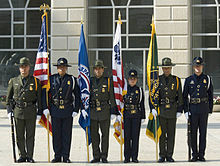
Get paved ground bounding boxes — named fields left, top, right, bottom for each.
left=0, top=109, right=220, bottom=166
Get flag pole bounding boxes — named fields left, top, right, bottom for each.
left=47, top=114, right=50, bottom=162
left=86, top=127, right=89, bottom=162
left=155, top=116, right=158, bottom=161
left=117, top=11, right=123, bottom=162
left=81, top=16, right=90, bottom=163
left=40, top=3, right=50, bottom=163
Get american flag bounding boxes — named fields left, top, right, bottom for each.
left=33, top=12, right=52, bottom=134
left=112, top=17, right=127, bottom=144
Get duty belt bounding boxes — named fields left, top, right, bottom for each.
left=52, top=99, right=72, bottom=109
left=124, top=104, right=140, bottom=114
left=15, top=101, right=35, bottom=109
left=90, top=100, right=109, bottom=111
left=160, top=98, right=176, bottom=109
left=190, top=97, right=208, bottom=104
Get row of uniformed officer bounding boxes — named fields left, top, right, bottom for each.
left=6, top=57, right=42, bottom=163
left=183, top=57, right=213, bottom=162
left=152, top=58, right=184, bottom=163
left=46, top=58, right=87, bottom=163
left=123, top=70, right=146, bottom=163
left=89, top=60, right=119, bottom=163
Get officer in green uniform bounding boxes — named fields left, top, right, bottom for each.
left=90, top=60, right=119, bottom=163
left=6, top=57, right=42, bottom=163
left=156, top=57, right=183, bottom=163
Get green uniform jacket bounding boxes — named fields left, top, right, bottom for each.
left=159, top=74, right=183, bottom=119
left=6, top=75, right=42, bottom=119
left=90, top=76, right=117, bottom=121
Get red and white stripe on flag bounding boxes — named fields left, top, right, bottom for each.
left=34, top=52, right=49, bottom=88
left=112, top=20, right=127, bottom=144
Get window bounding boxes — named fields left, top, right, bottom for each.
left=0, top=0, right=50, bottom=96
left=88, top=0, right=153, bottom=89
left=192, top=0, right=220, bottom=93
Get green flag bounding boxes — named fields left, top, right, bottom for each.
left=146, top=18, right=161, bottom=143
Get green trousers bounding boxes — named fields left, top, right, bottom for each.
left=14, top=118, right=36, bottom=158
left=90, top=119, right=110, bottom=160
left=159, top=116, right=177, bottom=158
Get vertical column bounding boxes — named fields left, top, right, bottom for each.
left=51, top=0, right=86, bottom=75
left=155, top=0, right=191, bottom=78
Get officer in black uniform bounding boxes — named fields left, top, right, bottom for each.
left=48, top=58, right=80, bottom=163
left=123, top=70, right=145, bottom=163
left=183, top=57, right=213, bottom=162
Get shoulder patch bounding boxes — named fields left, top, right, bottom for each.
left=190, top=80, right=194, bottom=84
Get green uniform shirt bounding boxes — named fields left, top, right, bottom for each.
left=159, top=74, right=183, bottom=119
left=90, top=76, right=117, bottom=121
left=6, top=75, right=42, bottom=119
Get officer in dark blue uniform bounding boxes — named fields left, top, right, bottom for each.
left=183, top=57, right=213, bottom=162
left=48, top=58, right=80, bottom=163
left=123, top=70, right=145, bottom=163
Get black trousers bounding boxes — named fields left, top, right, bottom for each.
left=124, top=117, right=141, bottom=161
left=90, top=119, right=110, bottom=160
left=159, top=117, right=176, bottom=158
left=191, top=112, right=208, bottom=158
left=51, top=116, right=73, bottom=159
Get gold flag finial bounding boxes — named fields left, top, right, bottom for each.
left=118, top=11, right=122, bottom=24
left=81, top=16, right=84, bottom=24
left=40, top=3, right=50, bottom=14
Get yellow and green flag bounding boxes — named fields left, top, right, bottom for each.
left=146, top=18, right=162, bottom=143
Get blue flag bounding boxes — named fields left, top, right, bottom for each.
left=78, top=24, right=91, bottom=145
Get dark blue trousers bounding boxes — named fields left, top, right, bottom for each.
left=191, top=112, right=208, bottom=158
left=124, top=117, right=141, bottom=161
left=51, top=116, right=73, bottom=159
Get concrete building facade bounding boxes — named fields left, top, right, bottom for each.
left=0, top=0, right=219, bottom=95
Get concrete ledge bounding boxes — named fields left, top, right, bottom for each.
left=155, top=7, right=171, bottom=21
left=156, top=21, right=188, bottom=35
left=172, top=36, right=189, bottom=49
left=69, top=9, right=84, bottom=22
left=52, top=23, right=81, bottom=36
left=52, top=9, right=67, bottom=22
left=53, top=0, right=84, bottom=8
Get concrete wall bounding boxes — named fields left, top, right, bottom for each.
left=51, top=0, right=191, bottom=78
left=155, top=0, right=191, bottom=78
left=51, top=0, right=86, bottom=77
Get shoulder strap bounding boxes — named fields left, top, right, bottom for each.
left=207, top=75, right=210, bottom=90
left=34, top=77, right=38, bottom=91
left=108, top=77, right=110, bottom=92
left=139, top=87, right=142, bottom=103
left=176, top=76, right=179, bottom=91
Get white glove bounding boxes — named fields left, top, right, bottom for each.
left=116, top=115, right=121, bottom=122
left=176, top=112, right=182, bottom=118
left=36, top=115, right=41, bottom=121
left=141, top=119, right=145, bottom=124
left=111, top=115, right=116, bottom=120
left=152, top=109, right=157, bottom=118
left=209, top=113, right=211, bottom=117
left=7, top=112, right=13, bottom=120
left=81, top=109, right=88, bottom=120
left=72, top=112, right=78, bottom=118
left=43, top=109, right=50, bottom=117
left=185, top=112, right=189, bottom=120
